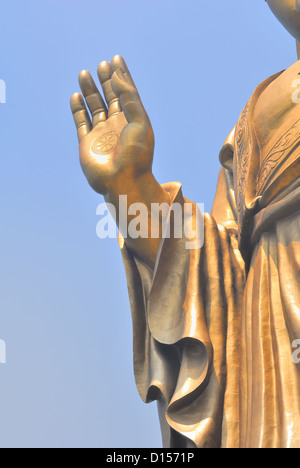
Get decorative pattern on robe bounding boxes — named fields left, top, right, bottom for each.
left=119, top=63, right=300, bottom=448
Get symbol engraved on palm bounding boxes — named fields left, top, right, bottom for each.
left=92, top=131, right=118, bottom=155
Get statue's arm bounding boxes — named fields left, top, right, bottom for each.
left=70, top=56, right=170, bottom=268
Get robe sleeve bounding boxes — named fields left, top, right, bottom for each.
left=118, top=164, right=245, bottom=448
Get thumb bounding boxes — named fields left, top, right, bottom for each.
left=111, top=69, right=148, bottom=125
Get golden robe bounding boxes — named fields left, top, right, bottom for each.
left=119, top=61, right=300, bottom=448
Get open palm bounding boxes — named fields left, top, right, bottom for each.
left=71, top=56, right=154, bottom=195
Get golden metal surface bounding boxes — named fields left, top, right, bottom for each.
left=266, top=0, right=300, bottom=41
left=71, top=2, right=300, bottom=448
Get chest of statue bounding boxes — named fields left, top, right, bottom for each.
left=231, top=64, right=300, bottom=258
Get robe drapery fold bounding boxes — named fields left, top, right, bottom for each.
left=118, top=62, right=300, bottom=448
left=119, top=181, right=246, bottom=448
left=240, top=211, right=300, bottom=448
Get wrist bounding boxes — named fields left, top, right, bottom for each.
left=105, top=171, right=170, bottom=208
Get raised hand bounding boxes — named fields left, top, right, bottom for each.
left=70, top=55, right=154, bottom=195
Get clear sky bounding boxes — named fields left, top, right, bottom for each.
left=0, top=0, right=297, bottom=448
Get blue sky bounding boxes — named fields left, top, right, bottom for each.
left=0, top=0, right=297, bottom=448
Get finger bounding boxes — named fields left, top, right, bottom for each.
left=78, top=70, right=107, bottom=126
left=70, top=93, right=92, bottom=142
left=111, top=55, right=136, bottom=89
left=97, top=61, right=122, bottom=117
left=111, top=69, right=148, bottom=125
